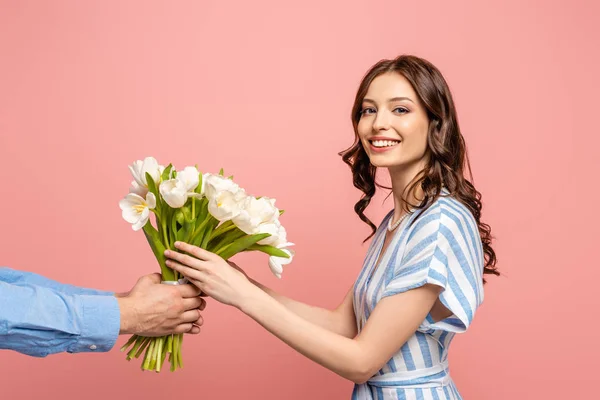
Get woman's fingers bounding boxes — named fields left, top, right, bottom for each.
left=174, top=241, right=217, bottom=261
left=166, top=260, right=209, bottom=283
left=164, top=250, right=206, bottom=270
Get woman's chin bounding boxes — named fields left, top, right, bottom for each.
left=368, top=155, right=404, bottom=169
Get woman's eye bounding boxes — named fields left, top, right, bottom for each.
left=361, top=108, right=376, bottom=115
left=394, top=107, right=409, bottom=114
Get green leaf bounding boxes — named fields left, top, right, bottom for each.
left=216, top=233, right=270, bottom=260
left=279, top=209, right=285, bottom=215
left=146, top=173, right=159, bottom=198
left=161, top=164, right=173, bottom=181
left=142, top=223, right=174, bottom=281
left=219, top=168, right=224, bottom=176
left=183, top=221, right=196, bottom=242
left=189, top=216, right=212, bottom=247
left=247, top=244, right=290, bottom=258
left=197, top=198, right=208, bottom=220
left=201, top=218, right=221, bottom=249
left=171, top=213, right=180, bottom=242
left=175, top=210, right=185, bottom=225
left=181, top=206, right=192, bottom=222
left=209, top=220, right=235, bottom=240
left=207, top=227, right=245, bottom=252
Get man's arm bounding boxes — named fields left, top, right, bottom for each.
left=0, top=272, right=205, bottom=357
left=0, top=267, right=116, bottom=296
left=0, top=279, right=120, bottom=357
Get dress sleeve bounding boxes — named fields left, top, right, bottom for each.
left=381, top=201, right=484, bottom=332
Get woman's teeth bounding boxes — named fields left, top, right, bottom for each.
left=371, top=140, right=400, bottom=148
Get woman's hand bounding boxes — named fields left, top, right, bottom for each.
left=164, top=242, right=259, bottom=309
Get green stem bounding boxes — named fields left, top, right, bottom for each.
left=135, top=337, right=151, bottom=358
left=155, top=337, right=164, bottom=372
left=209, top=221, right=235, bottom=242
left=160, top=339, right=168, bottom=371
left=143, top=339, right=155, bottom=370
left=201, top=220, right=218, bottom=249
left=120, top=334, right=137, bottom=352
left=215, top=242, right=233, bottom=256
left=178, top=334, right=184, bottom=368
left=149, top=339, right=157, bottom=371
left=167, top=334, right=173, bottom=354
left=189, top=218, right=209, bottom=245
left=126, top=336, right=145, bottom=360
left=151, top=206, right=161, bottom=222
left=161, top=219, right=170, bottom=250
left=170, top=335, right=176, bottom=372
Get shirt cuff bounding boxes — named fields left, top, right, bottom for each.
left=68, top=295, right=120, bottom=353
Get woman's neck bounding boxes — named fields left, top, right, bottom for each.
left=388, top=161, right=426, bottom=222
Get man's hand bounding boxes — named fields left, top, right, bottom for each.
left=117, top=273, right=206, bottom=336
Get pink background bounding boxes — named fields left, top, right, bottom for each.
left=1, top=1, right=598, bottom=399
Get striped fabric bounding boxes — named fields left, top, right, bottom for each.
left=351, top=193, right=484, bottom=399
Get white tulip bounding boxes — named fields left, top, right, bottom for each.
left=255, top=221, right=280, bottom=245
left=204, top=174, right=241, bottom=201
left=199, top=172, right=210, bottom=196
left=159, top=179, right=188, bottom=208
left=177, top=166, right=200, bottom=192
left=119, top=192, right=156, bottom=231
left=129, top=180, right=148, bottom=197
left=128, top=157, right=164, bottom=189
left=257, top=221, right=293, bottom=247
left=208, top=189, right=247, bottom=222
left=268, top=246, right=295, bottom=279
left=233, top=196, right=278, bottom=234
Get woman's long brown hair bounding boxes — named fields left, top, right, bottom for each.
left=339, top=55, right=499, bottom=281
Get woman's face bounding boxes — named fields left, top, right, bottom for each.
left=357, top=72, right=430, bottom=172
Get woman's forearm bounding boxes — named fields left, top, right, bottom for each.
left=250, top=278, right=356, bottom=338
left=240, top=287, right=369, bottom=383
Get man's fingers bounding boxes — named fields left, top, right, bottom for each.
left=174, top=323, right=194, bottom=334
left=145, top=273, right=162, bottom=284
left=180, top=309, right=202, bottom=324
left=182, top=296, right=205, bottom=311
left=177, top=283, right=202, bottom=298
left=187, top=325, right=201, bottom=335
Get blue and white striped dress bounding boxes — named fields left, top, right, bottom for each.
left=352, top=194, right=484, bottom=400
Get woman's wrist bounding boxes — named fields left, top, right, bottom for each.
left=238, top=283, right=270, bottom=315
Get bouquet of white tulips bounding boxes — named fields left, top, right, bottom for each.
left=118, top=157, right=294, bottom=372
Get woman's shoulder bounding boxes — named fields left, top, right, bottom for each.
left=409, top=193, right=479, bottom=244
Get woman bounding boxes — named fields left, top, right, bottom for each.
left=164, top=54, right=498, bottom=399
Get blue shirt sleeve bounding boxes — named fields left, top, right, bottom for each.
left=0, top=268, right=120, bottom=357
left=0, top=267, right=114, bottom=296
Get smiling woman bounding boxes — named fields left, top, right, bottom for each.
left=164, top=54, right=498, bottom=400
